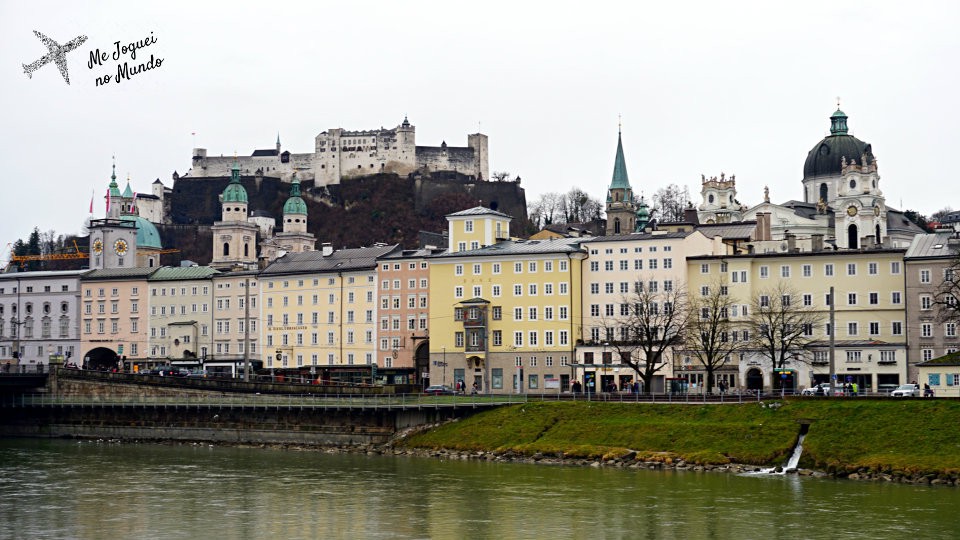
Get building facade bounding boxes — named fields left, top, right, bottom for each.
left=376, top=249, right=436, bottom=385
left=146, top=267, right=218, bottom=365
left=905, top=232, right=960, bottom=381
left=0, top=271, right=84, bottom=370
left=80, top=267, right=154, bottom=370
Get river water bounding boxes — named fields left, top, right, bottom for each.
left=0, top=438, right=957, bottom=540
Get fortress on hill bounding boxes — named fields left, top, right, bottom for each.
left=184, top=117, right=489, bottom=185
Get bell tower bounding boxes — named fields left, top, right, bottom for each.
left=605, top=126, right=637, bottom=235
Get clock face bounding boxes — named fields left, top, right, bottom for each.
left=847, top=206, right=858, bottom=217
left=92, top=239, right=103, bottom=254
left=114, top=239, right=129, bottom=256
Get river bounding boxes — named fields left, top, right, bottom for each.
left=0, top=438, right=957, bottom=539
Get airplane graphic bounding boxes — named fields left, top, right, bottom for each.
left=22, top=30, right=88, bottom=85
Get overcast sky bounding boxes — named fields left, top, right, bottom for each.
left=2, top=1, right=958, bottom=262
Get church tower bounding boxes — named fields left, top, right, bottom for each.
left=274, top=174, right=316, bottom=254
left=834, top=153, right=886, bottom=249
left=88, top=161, right=139, bottom=270
left=697, top=173, right=745, bottom=224
left=211, top=161, right=259, bottom=270
left=605, top=127, right=637, bottom=235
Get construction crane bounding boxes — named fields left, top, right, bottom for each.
left=9, top=240, right=88, bottom=267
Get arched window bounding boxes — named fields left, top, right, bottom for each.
left=223, top=242, right=230, bottom=256
left=613, top=217, right=621, bottom=234
left=875, top=224, right=881, bottom=245
left=244, top=243, right=249, bottom=257
left=819, top=183, right=828, bottom=203
left=848, top=224, right=858, bottom=249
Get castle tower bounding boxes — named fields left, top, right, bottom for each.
left=697, top=173, right=744, bottom=224
left=605, top=128, right=637, bottom=235
left=274, top=174, right=316, bottom=254
left=210, top=161, right=259, bottom=269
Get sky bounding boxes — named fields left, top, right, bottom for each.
left=2, top=1, right=959, bottom=262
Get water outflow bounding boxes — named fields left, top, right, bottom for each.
left=752, top=425, right=809, bottom=475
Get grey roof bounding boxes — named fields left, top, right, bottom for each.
left=82, top=267, right=157, bottom=281
left=904, top=232, right=960, bottom=259
left=148, top=266, right=220, bottom=281
left=688, top=247, right=906, bottom=261
left=886, top=208, right=927, bottom=235
left=695, top=221, right=757, bottom=240
left=781, top=200, right=821, bottom=220
left=0, top=269, right=87, bottom=280
left=941, top=211, right=960, bottom=225
left=379, top=248, right=444, bottom=260
left=261, top=244, right=400, bottom=276
left=431, top=237, right=584, bottom=259
left=582, top=230, right=695, bottom=243
left=251, top=149, right=279, bottom=157
left=446, top=206, right=512, bottom=219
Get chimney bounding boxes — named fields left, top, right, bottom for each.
left=786, top=233, right=797, bottom=252
left=811, top=234, right=824, bottom=252
left=684, top=207, right=700, bottom=224
left=755, top=213, right=772, bottom=242
left=864, top=235, right=875, bottom=248
left=322, top=243, right=333, bottom=256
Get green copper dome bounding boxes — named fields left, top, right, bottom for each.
left=222, top=161, right=249, bottom=203
left=283, top=177, right=307, bottom=215
left=120, top=215, right=163, bottom=249
left=122, top=180, right=134, bottom=198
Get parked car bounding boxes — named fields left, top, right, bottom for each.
left=423, top=385, right=456, bottom=395
left=800, top=383, right=843, bottom=396
left=890, top=384, right=920, bottom=397
left=149, top=365, right=189, bottom=377
left=187, top=369, right=209, bottom=378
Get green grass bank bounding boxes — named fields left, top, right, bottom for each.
left=400, top=399, right=960, bottom=476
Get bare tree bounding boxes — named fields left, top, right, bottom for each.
left=936, top=253, right=960, bottom=324
left=594, top=280, right=690, bottom=393
left=491, top=170, right=512, bottom=182
left=528, top=192, right=565, bottom=228
left=563, top=188, right=603, bottom=224
left=748, top=282, right=825, bottom=373
left=652, top=184, right=692, bottom=223
left=685, top=280, right=745, bottom=393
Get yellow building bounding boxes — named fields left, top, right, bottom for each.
left=146, top=266, right=218, bottom=365
left=209, top=270, right=262, bottom=376
left=687, top=248, right=908, bottom=393
left=259, top=244, right=399, bottom=383
left=430, top=207, right=586, bottom=393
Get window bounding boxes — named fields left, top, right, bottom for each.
left=529, top=307, right=538, bottom=320
left=529, top=284, right=538, bottom=296
left=514, top=262, right=523, bottom=273
left=514, top=307, right=523, bottom=321
left=946, top=323, right=957, bottom=338
left=869, top=322, right=880, bottom=335
left=921, top=323, right=932, bottom=338
left=869, top=292, right=878, bottom=305
left=492, top=306, right=502, bottom=320
left=760, top=266, right=769, bottom=278
left=892, top=291, right=902, bottom=304
left=803, top=294, right=812, bottom=306
left=846, top=351, right=862, bottom=363
left=802, top=265, right=812, bottom=277
left=847, top=263, right=857, bottom=276
left=921, top=296, right=932, bottom=310
left=454, top=286, right=463, bottom=298
left=890, top=261, right=901, bottom=274
left=892, top=321, right=903, bottom=335
left=465, top=220, right=473, bottom=232
left=514, top=332, right=523, bottom=347
left=528, top=331, right=538, bottom=346
left=514, top=284, right=522, bottom=296
left=920, top=269, right=931, bottom=284
left=492, top=330, right=502, bottom=346
left=492, top=263, right=501, bottom=274
left=455, top=264, right=463, bottom=276
left=848, top=322, right=858, bottom=336
left=781, top=265, right=790, bottom=278
left=825, top=264, right=834, bottom=277
left=848, top=293, right=857, bottom=306
left=472, top=264, right=481, bottom=275
left=868, top=262, right=878, bottom=275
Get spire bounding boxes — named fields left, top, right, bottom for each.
left=283, top=173, right=307, bottom=216
left=108, top=157, right=122, bottom=198
left=276, top=133, right=281, bottom=152
left=610, top=129, right=630, bottom=190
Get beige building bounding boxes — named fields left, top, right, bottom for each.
left=905, top=231, right=960, bottom=381
left=210, top=270, right=262, bottom=376
left=259, top=244, right=399, bottom=383
left=917, top=352, right=960, bottom=397
left=146, top=266, right=218, bottom=365
left=578, top=230, right=720, bottom=393
left=687, top=248, right=908, bottom=393
left=80, top=267, right=155, bottom=370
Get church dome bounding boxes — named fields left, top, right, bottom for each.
left=282, top=177, right=307, bottom=215
left=222, top=162, right=248, bottom=203
left=803, top=109, right=875, bottom=179
left=120, top=215, right=162, bottom=249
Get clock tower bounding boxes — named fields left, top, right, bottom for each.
left=833, top=153, right=886, bottom=249
left=88, top=162, right=139, bottom=269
